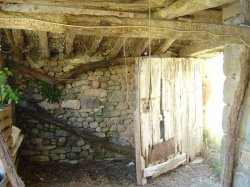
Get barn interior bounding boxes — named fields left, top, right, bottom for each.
left=0, top=0, right=249, bottom=187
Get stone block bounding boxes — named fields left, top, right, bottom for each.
left=43, top=145, right=56, bottom=150
left=21, top=150, right=41, bottom=156
left=90, top=121, right=99, bottom=128
left=50, top=154, right=60, bottom=161
left=31, top=155, right=50, bottom=162
left=223, top=78, right=238, bottom=105
left=61, top=100, right=81, bottom=109
left=51, top=146, right=71, bottom=154
left=222, top=105, right=231, bottom=134
left=72, top=80, right=89, bottom=87
left=80, top=151, right=89, bottom=158
left=117, top=125, right=126, bottom=132
left=66, top=153, right=78, bottom=160
left=31, top=138, right=43, bottom=145
left=81, top=97, right=101, bottom=108
left=115, top=103, right=128, bottom=110
left=77, top=140, right=85, bottom=146
left=55, top=130, right=69, bottom=137
left=92, top=80, right=100, bottom=88
left=39, top=100, right=60, bottom=110
left=93, top=132, right=106, bottom=138
left=72, top=147, right=81, bottom=153
left=108, top=91, right=125, bottom=103
left=233, top=167, right=250, bottom=187
left=86, top=117, right=95, bottom=122
left=241, top=150, right=250, bottom=169
left=40, top=132, right=54, bottom=139
left=94, top=70, right=104, bottom=76
left=84, top=89, right=107, bottom=98
left=103, top=110, right=120, bottom=118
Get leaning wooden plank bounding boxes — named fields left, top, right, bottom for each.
left=108, top=38, right=127, bottom=59
left=144, top=153, right=187, bottom=178
left=64, top=34, right=75, bottom=58
left=153, top=0, right=235, bottom=19
left=3, top=29, right=21, bottom=59
left=0, top=12, right=249, bottom=45
left=38, top=31, right=50, bottom=59
left=11, top=134, right=24, bottom=161
left=153, top=39, right=175, bottom=56
left=0, top=132, right=25, bottom=187
left=87, top=36, right=103, bottom=57
left=132, top=39, right=149, bottom=57
left=0, top=118, right=12, bottom=131
left=19, top=101, right=135, bottom=157
left=7, top=61, right=57, bottom=85
left=221, top=47, right=250, bottom=187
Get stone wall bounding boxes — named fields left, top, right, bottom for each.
left=222, top=44, right=250, bottom=186
left=16, top=63, right=136, bottom=163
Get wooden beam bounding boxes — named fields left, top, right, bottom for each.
left=1, top=3, right=147, bottom=18
left=153, top=38, right=175, bottom=55
left=37, top=31, right=50, bottom=59
left=222, top=2, right=241, bottom=21
left=133, top=39, right=150, bottom=57
left=19, top=101, right=135, bottom=157
left=221, top=47, right=250, bottom=187
left=3, top=29, right=20, bottom=59
left=108, top=38, right=127, bottom=58
left=0, top=0, right=163, bottom=12
left=144, top=153, right=187, bottom=178
left=87, top=36, right=103, bottom=57
left=178, top=41, right=225, bottom=57
left=0, top=53, right=5, bottom=70
left=0, top=132, right=25, bottom=187
left=153, top=0, right=236, bottom=19
left=7, top=61, right=57, bottom=85
left=12, top=29, right=25, bottom=50
left=0, top=12, right=249, bottom=45
left=64, top=34, right=75, bottom=58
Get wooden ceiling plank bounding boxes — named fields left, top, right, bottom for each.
left=133, top=39, right=150, bottom=57
left=87, top=36, right=103, bottom=57
left=64, top=34, right=75, bottom=58
left=0, top=12, right=249, bottom=45
left=108, top=37, right=127, bottom=58
left=153, top=38, right=175, bottom=55
left=153, top=0, right=236, bottom=19
left=37, top=31, right=50, bottom=59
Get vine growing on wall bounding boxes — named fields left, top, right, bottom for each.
left=37, top=81, right=62, bottom=103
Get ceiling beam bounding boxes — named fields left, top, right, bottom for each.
left=108, top=38, right=127, bottom=58
left=153, top=0, right=236, bottom=19
left=0, top=12, right=249, bottom=45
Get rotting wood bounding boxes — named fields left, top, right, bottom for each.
left=19, top=101, right=135, bottom=157
left=7, top=61, right=57, bottom=85
left=0, top=132, right=25, bottom=187
left=153, top=38, right=175, bottom=56
left=108, top=38, right=127, bottom=59
left=87, top=36, right=103, bottom=57
left=153, top=0, right=236, bottom=19
left=221, top=47, right=250, bottom=187
left=38, top=31, right=50, bottom=59
left=0, top=12, right=249, bottom=45
left=132, top=39, right=150, bottom=57
left=64, top=34, right=75, bottom=58
left=144, top=153, right=187, bottom=178
left=3, top=29, right=20, bottom=59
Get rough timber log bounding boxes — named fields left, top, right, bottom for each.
left=18, top=101, right=135, bottom=157
left=153, top=0, right=236, bottom=19
left=0, top=12, right=249, bottom=45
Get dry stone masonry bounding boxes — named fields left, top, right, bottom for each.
left=16, top=59, right=136, bottom=163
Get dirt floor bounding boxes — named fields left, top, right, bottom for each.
left=19, top=158, right=220, bottom=187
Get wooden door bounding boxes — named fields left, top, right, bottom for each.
left=135, top=57, right=203, bottom=185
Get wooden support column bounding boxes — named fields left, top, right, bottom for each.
left=108, top=37, right=127, bottom=59
left=221, top=47, right=250, bottom=187
left=38, top=31, right=50, bottom=59
left=87, top=36, right=103, bottom=57
left=153, top=38, right=175, bottom=56
left=64, top=33, right=75, bottom=58
left=0, top=132, right=25, bottom=187
left=133, top=39, right=150, bottom=57
left=3, top=29, right=20, bottom=59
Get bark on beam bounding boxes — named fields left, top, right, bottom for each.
left=153, top=0, right=236, bottom=19
left=0, top=12, right=249, bottom=45
left=64, top=34, right=75, bottom=58
left=221, top=47, right=250, bottom=187
left=37, top=31, right=50, bottom=59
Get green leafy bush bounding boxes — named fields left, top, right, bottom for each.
left=37, top=81, right=62, bottom=103
left=0, top=68, right=22, bottom=107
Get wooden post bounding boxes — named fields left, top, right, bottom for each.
left=64, top=34, right=75, bottom=58
left=0, top=132, right=25, bottom=187
left=221, top=47, right=250, bottom=187
left=38, top=31, right=50, bottom=59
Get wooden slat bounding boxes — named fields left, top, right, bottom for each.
left=0, top=12, right=249, bottom=45
left=153, top=39, right=175, bottom=56
left=153, top=0, right=236, bottom=19
left=87, top=36, right=103, bottom=57
left=108, top=38, right=127, bottom=59
left=144, top=153, right=187, bottom=178
left=38, top=31, right=50, bottom=59
left=0, top=118, right=12, bottom=131
left=11, top=134, right=24, bottom=162
left=0, top=106, right=12, bottom=119
left=64, top=33, right=75, bottom=58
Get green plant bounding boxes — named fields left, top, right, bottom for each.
left=0, top=68, right=22, bottom=107
left=37, top=81, right=62, bottom=103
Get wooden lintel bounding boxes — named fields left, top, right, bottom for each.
left=87, top=36, right=103, bottom=57
left=38, top=31, right=50, bottom=59
left=64, top=34, right=75, bottom=58
left=178, top=41, right=225, bottom=57
left=108, top=37, right=127, bottom=59
left=153, top=38, right=175, bottom=56
left=133, top=39, right=150, bottom=57
left=0, top=12, right=249, bottom=45
left=153, top=0, right=235, bottom=19
left=7, top=61, right=57, bottom=85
